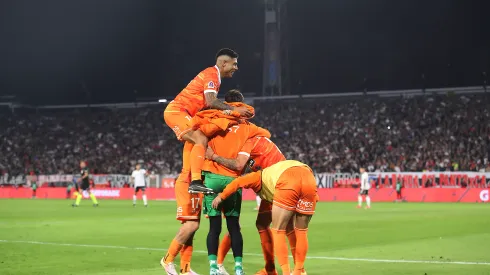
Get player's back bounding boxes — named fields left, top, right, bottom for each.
left=169, top=66, right=221, bottom=117
left=259, top=160, right=310, bottom=202
left=250, top=136, right=286, bottom=169
left=203, top=122, right=259, bottom=177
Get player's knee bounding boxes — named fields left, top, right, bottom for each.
left=182, top=220, right=200, bottom=234
left=225, top=217, right=240, bottom=235
left=255, top=217, right=270, bottom=231
left=208, top=216, right=222, bottom=236
left=192, top=130, right=208, bottom=146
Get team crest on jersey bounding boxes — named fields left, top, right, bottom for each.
left=207, top=81, right=215, bottom=89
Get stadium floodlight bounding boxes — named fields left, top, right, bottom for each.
left=158, top=99, right=167, bottom=103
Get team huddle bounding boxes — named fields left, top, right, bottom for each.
left=161, top=48, right=317, bottom=275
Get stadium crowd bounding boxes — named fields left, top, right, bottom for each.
left=1, top=93, right=490, bottom=178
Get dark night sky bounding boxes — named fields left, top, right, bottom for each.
left=0, top=0, right=489, bottom=105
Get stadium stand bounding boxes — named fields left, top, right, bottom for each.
left=1, top=92, right=490, bottom=180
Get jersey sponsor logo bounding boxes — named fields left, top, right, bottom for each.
left=480, top=190, right=489, bottom=202
left=296, top=199, right=314, bottom=209
left=207, top=81, right=215, bottom=89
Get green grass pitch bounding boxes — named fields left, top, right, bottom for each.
left=1, top=199, right=489, bottom=275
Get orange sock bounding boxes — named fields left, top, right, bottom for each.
left=180, top=245, right=193, bottom=273
left=217, top=233, right=231, bottom=265
left=292, top=228, right=308, bottom=274
left=190, top=144, right=206, bottom=181
left=164, top=239, right=184, bottom=264
left=286, top=230, right=297, bottom=264
left=271, top=228, right=290, bottom=275
left=258, top=229, right=275, bottom=271
left=177, top=142, right=193, bottom=183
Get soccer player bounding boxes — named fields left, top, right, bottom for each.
left=212, top=160, right=317, bottom=275
left=161, top=81, right=252, bottom=275
left=357, top=167, right=371, bottom=209
left=208, top=136, right=293, bottom=275
left=131, top=164, right=149, bottom=207
left=163, top=48, right=252, bottom=195
left=201, top=90, right=265, bottom=275
left=72, top=161, right=98, bottom=207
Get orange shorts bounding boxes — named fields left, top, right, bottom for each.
left=175, top=181, right=203, bottom=222
left=164, top=104, right=193, bottom=140
left=272, top=166, right=318, bottom=215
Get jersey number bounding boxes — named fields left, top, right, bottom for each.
left=191, top=197, right=200, bottom=209
left=185, top=115, right=192, bottom=121
left=228, top=125, right=240, bottom=133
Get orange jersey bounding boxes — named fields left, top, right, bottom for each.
left=168, top=66, right=221, bottom=116
left=244, top=136, right=286, bottom=169
left=203, top=122, right=270, bottom=177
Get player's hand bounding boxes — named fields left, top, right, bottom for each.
left=233, top=106, right=253, bottom=118
left=211, top=195, right=223, bottom=209
left=205, top=146, right=215, bottom=160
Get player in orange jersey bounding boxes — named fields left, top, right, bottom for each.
left=207, top=136, right=298, bottom=275
left=161, top=49, right=252, bottom=275
left=212, top=160, right=317, bottom=275
left=201, top=90, right=268, bottom=275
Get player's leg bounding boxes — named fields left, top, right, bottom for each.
left=357, top=190, right=363, bottom=208
left=180, top=231, right=197, bottom=275
left=203, top=172, right=242, bottom=274
left=182, top=129, right=210, bottom=192
left=72, top=183, right=82, bottom=207
left=88, top=188, right=98, bottom=206
left=225, top=216, right=243, bottom=274
left=255, top=200, right=276, bottom=274
left=291, top=167, right=317, bottom=275
left=270, top=205, right=295, bottom=275
left=292, top=214, right=312, bottom=275
left=133, top=187, right=138, bottom=206
left=141, top=188, right=148, bottom=206
left=161, top=180, right=202, bottom=275
left=217, top=232, right=231, bottom=274
left=286, top=218, right=297, bottom=265
left=163, top=109, right=209, bottom=192
left=254, top=195, right=261, bottom=210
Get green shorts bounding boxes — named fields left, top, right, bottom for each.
left=203, top=171, right=242, bottom=217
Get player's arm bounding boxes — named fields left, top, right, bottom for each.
left=206, top=139, right=254, bottom=171
left=82, top=171, right=89, bottom=179
left=205, top=92, right=233, bottom=110
left=204, top=85, right=253, bottom=117
left=216, top=171, right=262, bottom=200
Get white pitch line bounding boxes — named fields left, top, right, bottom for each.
left=1, top=239, right=489, bottom=266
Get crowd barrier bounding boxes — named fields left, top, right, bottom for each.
left=1, top=187, right=488, bottom=203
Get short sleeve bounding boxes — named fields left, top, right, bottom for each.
left=203, top=70, right=220, bottom=94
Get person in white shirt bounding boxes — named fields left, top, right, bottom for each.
left=357, top=167, right=371, bottom=209
left=131, top=164, right=149, bottom=207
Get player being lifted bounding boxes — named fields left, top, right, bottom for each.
left=131, top=163, right=149, bottom=207
left=357, top=166, right=371, bottom=209
left=72, top=161, right=98, bottom=207
left=161, top=50, right=252, bottom=275
left=212, top=160, right=317, bottom=275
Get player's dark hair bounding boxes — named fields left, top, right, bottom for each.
left=216, top=48, right=238, bottom=59
left=224, top=89, right=244, bottom=103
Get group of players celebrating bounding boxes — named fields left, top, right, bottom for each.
left=160, top=48, right=317, bottom=275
